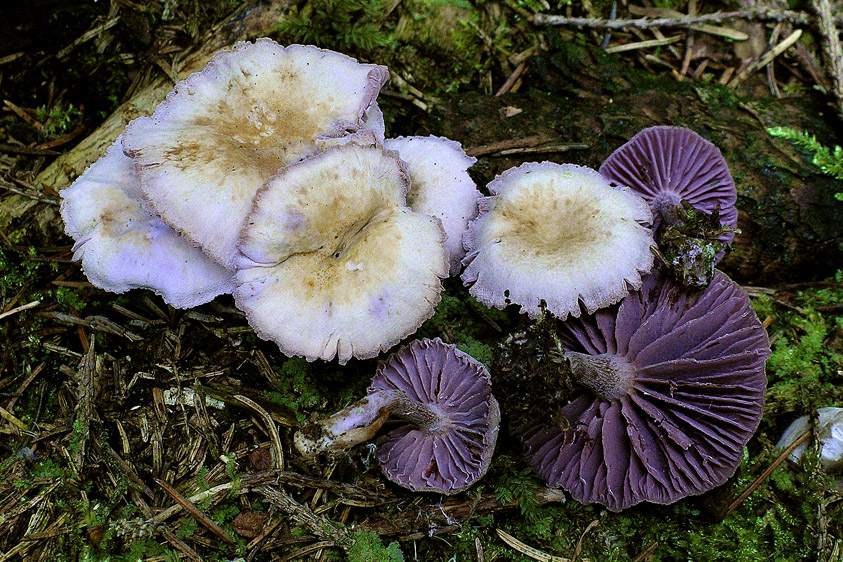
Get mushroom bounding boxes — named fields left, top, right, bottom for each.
left=461, top=162, right=655, bottom=320
left=122, top=38, right=389, bottom=269
left=59, top=137, right=234, bottom=308
left=516, top=270, right=770, bottom=511
left=234, top=144, right=447, bottom=364
left=777, top=407, right=843, bottom=472
left=295, top=338, right=500, bottom=494
left=383, top=136, right=480, bottom=275
left=599, top=126, right=738, bottom=287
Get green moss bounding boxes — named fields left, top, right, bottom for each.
left=266, top=357, right=321, bottom=422
left=348, top=531, right=404, bottom=562
left=754, top=281, right=843, bottom=419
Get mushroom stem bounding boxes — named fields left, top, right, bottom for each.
left=294, top=389, right=448, bottom=457
left=565, top=351, right=634, bottom=402
left=652, top=191, right=684, bottom=226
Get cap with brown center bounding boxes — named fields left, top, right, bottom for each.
left=517, top=270, right=770, bottom=511
left=461, top=162, right=654, bottom=320
left=60, top=137, right=234, bottom=308
left=122, top=39, right=388, bottom=269
left=234, top=144, right=447, bottom=364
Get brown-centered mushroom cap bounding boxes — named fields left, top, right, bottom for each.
left=60, top=137, right=234, bottom=308
left=122, top=39, right=388, bottom=269
left=234, top=144, right=447, bottom=363
left=461, top=162, right=654, bottom=319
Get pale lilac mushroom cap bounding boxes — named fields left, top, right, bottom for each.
left=383, top=136, right=480, bottom=276
left=599, top=126, right=738, bottom=251
left=461, top=162, right=655, bottom=320
left=122, top=39, right=388, bottom=269
left=59, top=137, right=234, bottom=308
left=517, top=270, right=770, bottom=511
left=234, top=144, right=448, bottom=364
left=371, top=338, right=500, bottom=494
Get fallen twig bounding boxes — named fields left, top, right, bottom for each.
left=727, top=29, right=803, bottom=88
left=532, top=9, right=824, bottom=28
left=155, top=478, right=235, bottom=545
left=234, top=395, right=284, bottom=471
left=812, top=0, right=843, bottom=120
left=257, top=486, right=354, bottom=551
left=725, top=428, right=812, bottom=516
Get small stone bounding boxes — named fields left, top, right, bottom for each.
left=232, top=510, right=270, bottom=538
left=248, top=447, right=272, bottom=471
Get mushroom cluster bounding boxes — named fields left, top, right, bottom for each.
left=60, top=38, right=482, bottom=364
left=463, top=127, right=768, bottom=510
left=60, top=36, right=768, bottom=507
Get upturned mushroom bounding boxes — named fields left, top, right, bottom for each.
left=778, top=407, right=843, bottom=472
left=122, top=38, right=388, bottom=269
left=234, top=144, right=447, bottom=364
left=383, top=136, right=480, bottom=275
left=295, top=338, right=500, bottom=494
left=516, top=270, right=770, bottom=511
left=461, top=162, right=655, bottom=320
left=60, top=137, right=234, bottom=308
left=599, top=126, right=738, bottom=287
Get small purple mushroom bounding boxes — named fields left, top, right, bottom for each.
left=599, top=126, right=738, bottom=287
left=516, top=270, right=769, bottom=511
left=295, top=338, right=500, bottom=495
left=599, top=126, right=737, bottom=235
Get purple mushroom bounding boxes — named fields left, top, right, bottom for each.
left=599, top=126, right=738, bottom=287
left=516, top=270, right=770, bottom=511
left=295, top=338, right=500, bottom=495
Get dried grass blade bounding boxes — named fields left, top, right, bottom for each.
left=155, top=479, right=235, bottom=545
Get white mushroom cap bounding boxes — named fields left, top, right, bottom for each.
left=461, top=162, right=655, bottom=319
left=383, top=136, right=480, bottom=275
left=122, top=39, right=389, bottom=269
left=59, top=137, right=234, bottom=308
left=234, top=145, right=448, bottom=364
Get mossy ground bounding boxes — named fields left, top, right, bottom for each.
left=2, top=0, right=843, bottom=561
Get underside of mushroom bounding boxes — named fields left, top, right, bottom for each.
left=517, top=270, right=770, bottom=511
